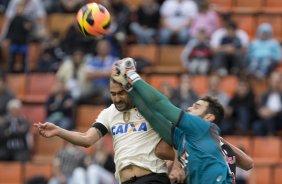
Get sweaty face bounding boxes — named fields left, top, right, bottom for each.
left=186, top=100, right=209, bottom=118
left=110, top=81, right=133, bottom=111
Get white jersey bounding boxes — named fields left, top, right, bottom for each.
left=95, top=104, right=168, bottom=181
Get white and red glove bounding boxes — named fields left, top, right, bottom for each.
left=111, top=57, right=140, bottom=91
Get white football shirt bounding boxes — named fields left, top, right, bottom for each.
left=95, top=104, right=168, bottom=181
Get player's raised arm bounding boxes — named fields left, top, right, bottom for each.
left=34, top=122, right=101, bottom=147
left=220, top=137, right=254, bottom=170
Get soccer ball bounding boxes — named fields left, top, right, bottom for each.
left=76, top=3, right=111, bottom=37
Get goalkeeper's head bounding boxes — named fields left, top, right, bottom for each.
left=110, top=78, right=134, bottom=111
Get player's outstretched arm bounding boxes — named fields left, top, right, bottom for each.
left=220, top=137, right=254, bottom=170
left=112, top=57, right=182, bottom=124
left=129, top=89, right=173, bottom=145
left=34, top=122, right=101, bottom=147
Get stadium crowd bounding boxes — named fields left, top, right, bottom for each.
left=0, top=0, right=281, bottom=184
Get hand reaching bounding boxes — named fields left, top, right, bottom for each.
left=169, top=159, right=186, bottom=184
left=34, top=122, right=59, bottom=138
left=111, top=57, right=138, bottom=91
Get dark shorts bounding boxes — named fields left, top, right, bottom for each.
left=121, top=173, right=170, bottom=184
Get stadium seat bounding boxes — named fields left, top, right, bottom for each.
left=159, top=46, right=183, bottom=67
left=208, top=0, right=233, bottom=13
left=264, top=0, right=282, bottom=13
left=23, top=162, right=52, bottom=182
left=22, top=104, right=46, bottom=125
left=23, top=73, right=56, bottom=103
left=123, top=0, right=143, bottom=10
left=248, top=165, right=272, bottom=184
left=274, top=166, right=282, bottom=184
left=232, top=0, right=263, bottom=13
left=0, top=161, right=23, bottom=184
left=249, top=77, right=268, bottom=103
left=48, top=13, right=76, bottom=38
left=127, top=44, right=159, bottom=65
left=219, top=75, right=239, bottom=97
left=6, top=74, right=27, bottom=100
left=147, top=74, right=180, bottom=89
left=32, top=135, right=65, bottom=162
left=253, top=136, right=281, bottom=165
left=232, top=14, right=257, bottom=39
left=191, top=75, right=209, bottom=96
left=223, top=136, right=253, bottom=156
left=257, top=15, right=282, bottom=41
left=75, top=105, right=106, bottom=131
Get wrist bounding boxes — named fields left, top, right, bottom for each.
left=127, top=71, right=140, bottom=84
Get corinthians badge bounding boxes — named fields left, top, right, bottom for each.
left=123, top=111, right=130, bottom=123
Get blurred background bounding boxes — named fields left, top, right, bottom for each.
left=0, top=0, right=281, bottom=184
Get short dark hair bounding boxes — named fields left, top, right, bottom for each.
left=200, top=96, right=224, bottom=125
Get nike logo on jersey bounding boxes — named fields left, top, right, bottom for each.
left=112, top=122, right=148, bottom=135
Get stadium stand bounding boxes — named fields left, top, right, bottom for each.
left=75, top=105, right=106, bottom=131
left=208, top=0, right=233, bottom=13
left=218, top=75, right=239, bottom=97
left=223, top=136, right=253, bottom=156
left=0, top=161, right=22, bottom=184
left=23, top=73, right=56, bottom=103
left=232, top=0, right=263, bottom=14
left=190, top=75, right=209, bottom=96
left=249, top=165, right=272, bottom=184
left=147, top=74, right=180, bottom=89
left=127, top=44, right=158, bottom=65
left=22, top=104, right=46, bottom=126
left=6, top=74, right=27, bottom=100
left=32, top=135, right=65, bottom=163
left=253, top=136, right=281, bottom=165
left=232, top=14, right=257, bottom=39
left=274, top=166, right=282, bottom=184
left=23, top=162, right=52, bottom=182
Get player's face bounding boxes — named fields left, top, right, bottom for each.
left=110, top=81, right=133, bottom=111
left=186, top=100, right=208, bottom=117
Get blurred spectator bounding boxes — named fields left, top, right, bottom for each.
left=60, top=24, right=96, bottom=55
left=45, top=79, right=75, bottom=130
left=49, top=143, right=86, bottom=184
left=158, top=0, right=198, bottom=45
left=56, top=48, right=90, bottom=102
left=159, top=81, right=179, bottom=106
left=181, top=29, right=212, bottom=75
left=0, top=74, right=15, bottom=117
left=6, top=0, right=32, bottom=73
left=37, top=32, right=66, bottom=73
left=246, top=23, right=282, bottom=79
left=1, top=0, right=48, bottom=42
left=98, top=0, right=130, bottom=57
left=81, top=39, right=118, bottom=105
left=190, top=0, right=219, bottom=38
left=72, top=139, right=116, bottom=184
left=3, top=99, right=32, bottom=162
left=42, top=0, right=84, bottom=14
left=0, top=116, right=9, bottom=160
left=211, top=21, right=246, bottom=75
left=110, top=0, right=131, bottom=40
left=253, top=71, right=282, bottom=136
left=59, top=0, right=84, bottom=13
left=222, top=79, right=256, bottom=135
left=0, top=0, right=9, bottom=13
left=130, top=0, right=160, bottom=44
left=174, top=73, right=198, bottom=110
left=205, top=74, right=230, bottom=108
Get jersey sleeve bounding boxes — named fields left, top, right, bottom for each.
left=92, top=107, right=111, bottom=134
left=176, top=111, right=210, bottom=140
